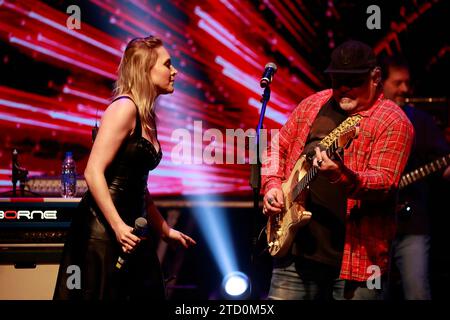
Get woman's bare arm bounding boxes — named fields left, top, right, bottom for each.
left=84, top=98, right=141, bottom=253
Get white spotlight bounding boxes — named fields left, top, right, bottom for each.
left=222, top=271, right=251, bottom=299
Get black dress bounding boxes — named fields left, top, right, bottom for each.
left=53, top=96, right=165, bottom=300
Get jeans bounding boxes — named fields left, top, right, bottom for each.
left=267, top=258, right=383, bottom=300
left=391, top=234, right=431, bottom=300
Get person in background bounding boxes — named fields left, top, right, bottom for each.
left=381, top=55, right=450, bottom=300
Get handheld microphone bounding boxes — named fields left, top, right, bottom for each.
left=260, top=62, right=277, bottom=88
left=115, top=217, right=148, bottom=270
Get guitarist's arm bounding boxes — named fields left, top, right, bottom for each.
left=261, top=92, right=332, bottom=195
left=261, top=117, right=294, bottom=215
left=261, top=99, right=312, bottom=215
left=316, top=117, right=414, bottom=201
left=261, top=101, right=305, bottom=195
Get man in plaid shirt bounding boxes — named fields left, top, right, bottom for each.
left=261, top=40, right=414, bottom=300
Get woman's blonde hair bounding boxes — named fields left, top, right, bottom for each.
left=113, top=36, right=163, bottom=132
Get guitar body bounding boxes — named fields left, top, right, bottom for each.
left=266, top=155, right=312, bottom=258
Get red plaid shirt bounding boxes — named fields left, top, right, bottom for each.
left=262, top=89, right=414, bottom=281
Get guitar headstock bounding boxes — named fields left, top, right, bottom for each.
left=337, top=124, right=360, bottom=149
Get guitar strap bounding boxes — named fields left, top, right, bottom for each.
left=318, top=114, right=363, bottom=149
left=304, top=99, right=363, bottom=162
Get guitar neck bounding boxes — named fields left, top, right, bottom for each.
left=292, top=142, right=338, bottom=200
left=289, top=115, right=360, bottom=201
left=399, top=153, right=450, bottom=189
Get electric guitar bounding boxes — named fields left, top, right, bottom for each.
left=396, top=153, right=450, bottom=216
left=266, top=116, right=361, bottom=257
left=399, top=153, right=450, bottom=189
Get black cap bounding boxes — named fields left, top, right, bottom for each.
left=325, top=40, right=376, bottom=74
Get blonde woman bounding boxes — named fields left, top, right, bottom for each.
left=54, top=36, right=195, bottom=300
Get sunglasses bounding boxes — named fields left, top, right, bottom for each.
left=330, top=73, right=369, bottom=89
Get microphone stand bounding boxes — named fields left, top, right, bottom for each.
left=249, top=85, right=271, bottom=298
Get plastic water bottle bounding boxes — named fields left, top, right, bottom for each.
left=61, top=151, right=77, bottom=198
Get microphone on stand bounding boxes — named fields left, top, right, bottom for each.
left=115, top=217, right=148, bottom=270
left=260, top=62, right=278, bottom=88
